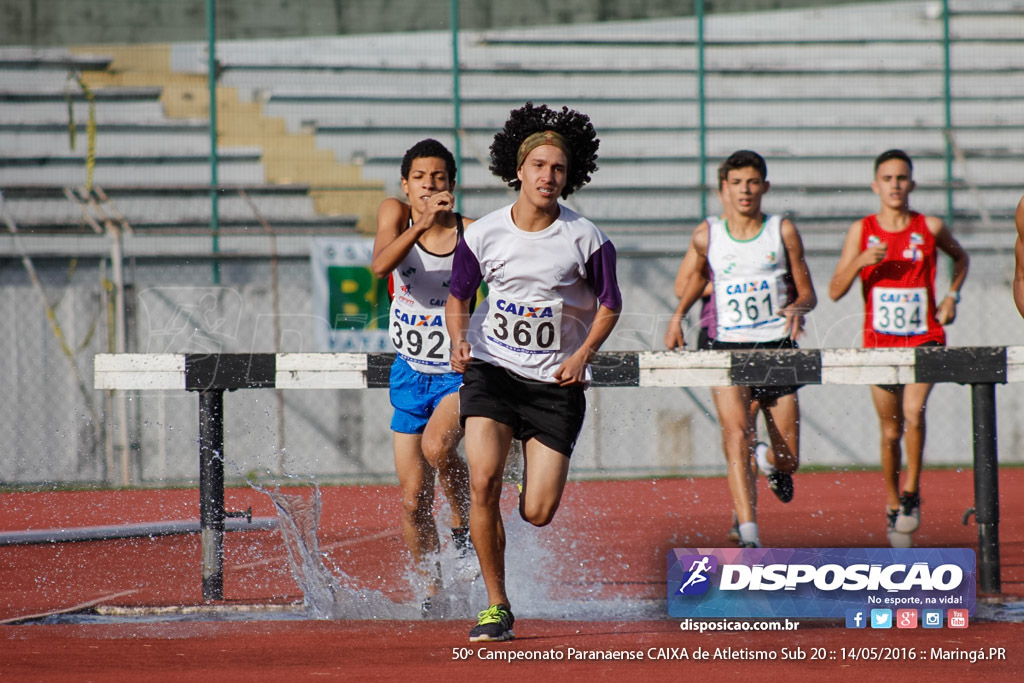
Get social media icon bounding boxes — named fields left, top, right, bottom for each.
left=896, top=609, right=917, bottom=629
left=870, top=609, right=892, bottom=629
left=948, top=609, right=969, bottom=629
left=846, top=609, right=867, bottom=629
left=922, top=610, right=943, bottom=628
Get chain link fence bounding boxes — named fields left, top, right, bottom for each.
left=1, top=0, right=1022, bottom=486
left=2, top=246, right=1022, bottom=486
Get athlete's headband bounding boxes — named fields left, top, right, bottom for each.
left=516, top=130, right=571, bottom=169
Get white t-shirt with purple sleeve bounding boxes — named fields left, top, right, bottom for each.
left=449, top=203, right=621, bottom=383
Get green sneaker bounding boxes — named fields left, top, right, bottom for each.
left=468, top=604, right=515, bottom=642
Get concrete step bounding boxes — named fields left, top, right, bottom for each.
left=2, top=190, right=321, bottom=228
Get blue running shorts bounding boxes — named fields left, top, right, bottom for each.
left=389, top=355, right=463, bottom=434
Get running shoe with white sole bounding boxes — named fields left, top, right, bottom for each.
left=755, top=441, right=794, bottom=503
left=894, top=491, right=921, bottom=534
left=886, top=508, right=913, bottom=548
left=469, top=604, right=515, bottom=642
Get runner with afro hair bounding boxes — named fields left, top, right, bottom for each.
left=488, top=101, right=599, bottom=199
left=447, top=103, right=621, bottom=642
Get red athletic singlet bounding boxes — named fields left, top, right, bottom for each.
left=859, top=212, right=945, bottom=348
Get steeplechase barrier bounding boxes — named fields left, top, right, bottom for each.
left=95, top=346, right=1019, bottom=600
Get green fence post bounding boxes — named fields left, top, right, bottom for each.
left=451, top=0, right=463, bottom=215
left=696, top=0, right=707, bottom=220
left=942, top=0, right=954, bottom=228
left=207, top=0, right=220, bottom=284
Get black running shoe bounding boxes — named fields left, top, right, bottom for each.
left=420, top=596, right=434, bottom=619
left=469, top=604, right=515, bottom=642
left=767, top=471, right=794, bottom=503
left=886, top=508, right=898, bottom=531
left=421, top=594, right=450, bottom=620
left=756, top=442, right=794, bottom=503
left=895, top=491, right=921, bottom=534
left=452, top=526, right=474, bottom=556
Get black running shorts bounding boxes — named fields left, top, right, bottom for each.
left=459, top=360, right=586, bottom=457
left=708, top=337, right=801, bottom=407
left=877, top=340, right=943, bottom=392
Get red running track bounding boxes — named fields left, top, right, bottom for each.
left=1, top=468, right=1023, bottom=680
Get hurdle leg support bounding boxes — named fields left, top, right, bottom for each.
left=199, top=389, right=226, bottom=601
left=970, top=382, right=1000, bottom=594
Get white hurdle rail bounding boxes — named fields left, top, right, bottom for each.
left=95, top=346, right=1021, bottom=600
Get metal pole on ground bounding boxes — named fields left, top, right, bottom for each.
left=108, top=216, right=130, bottom=486
left=199, top=389, right=225, bottom=601
left=971, top=382, right=1001, bottom=594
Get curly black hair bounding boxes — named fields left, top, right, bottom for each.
left=401, top=138, right=457, bottom=183
left=489, top=102, right=599, bottom=198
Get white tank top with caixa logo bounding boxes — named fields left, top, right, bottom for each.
left=388, top=216, right=463, bottom=374
left=707, top=214, right=792, bottom=343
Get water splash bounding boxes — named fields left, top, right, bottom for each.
left=252, top=478, right=409, bottom=620
left=249, top=477, right=648, bottom=621
left=977, top=600, right=1024, bottom=623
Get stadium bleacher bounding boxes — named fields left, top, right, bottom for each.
left=0, top=47, right=372, bottom=236
left=1, top=2, right=1022, bottom=240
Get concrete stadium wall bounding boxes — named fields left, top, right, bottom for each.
left=1, top=0, right=889, bottom=47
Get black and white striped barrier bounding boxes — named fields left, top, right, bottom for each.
left=96, top=347, right=1018, bottom=600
